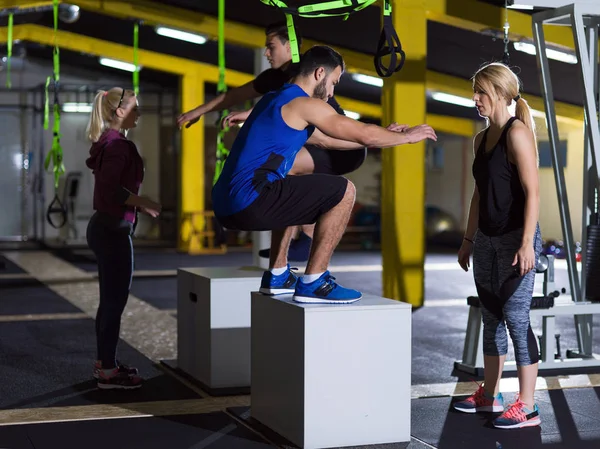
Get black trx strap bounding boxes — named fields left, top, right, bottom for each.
left=374, top=0, right=405, bottom=77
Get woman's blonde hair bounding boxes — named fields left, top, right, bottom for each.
left=472, top=62, right=537, bottom=148
left=86, top=87, right=136, bottom=142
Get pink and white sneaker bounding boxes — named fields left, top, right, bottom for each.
left=493, top=396, right=541, bottom=429
left=453, top=382, right=505, bottom=413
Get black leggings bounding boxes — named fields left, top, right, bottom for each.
left=86, top=212, right=134, bottom=368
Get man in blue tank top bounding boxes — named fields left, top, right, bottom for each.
left=213, top=45, right=437, bottom=304
left=177, top=22, right=365, bottom=261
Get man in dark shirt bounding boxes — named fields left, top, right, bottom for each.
left=176, top=22, right=367, bottom=260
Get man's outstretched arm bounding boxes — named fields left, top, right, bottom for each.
left=176, top=81, right=259, bottom=129
left=306, top=124, right=410, bottom=150
left=288, top=98, right=437, bottom=147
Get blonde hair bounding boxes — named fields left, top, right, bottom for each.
left=472, top=62, right=537, bottom=148
left=86, top=87, right=136, bottom=142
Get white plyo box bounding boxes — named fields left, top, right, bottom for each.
left=250, top=292, right=412, bottom=449
left=177, top=266, right=262, bottom=390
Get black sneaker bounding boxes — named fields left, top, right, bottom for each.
left=97, top=368, right=143, bottom=390
left=93, top=360, right=138, bottom=379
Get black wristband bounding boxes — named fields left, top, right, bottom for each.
left=464, top=237, right=475, bottom=244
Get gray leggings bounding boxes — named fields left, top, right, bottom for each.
left=473, top=225, right=542, bottom=366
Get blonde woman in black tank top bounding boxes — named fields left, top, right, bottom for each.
left=454, top=63, right=543, bottom=429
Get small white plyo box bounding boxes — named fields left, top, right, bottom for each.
left=177, top=266, right=262, bottom=391
left=250, top=292, right=412, bottom=449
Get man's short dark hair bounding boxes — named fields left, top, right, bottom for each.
left=265, top=21, right=303, bottom=48
left=297, top=45, right=345, bottom=77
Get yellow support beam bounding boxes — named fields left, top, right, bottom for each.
left=0, top=24, right=381, bottom=120
left=427, top=114, right=475, bottom=138
left=180, top=72, right=206, bottom=253
left=0, top=24, right=583, bottom=125
left=0, top=3, right=587, bottom=123
left=381, top=0, right=427, bottom=307
left=50, top=0, right=380, bottom=77
left=67, top=0, right=590, bottom=72
left=0, top=0, right=53, bottom=9
left=0, top=0, right=590, bottom=75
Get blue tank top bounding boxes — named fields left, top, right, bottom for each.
left=212, top=84, right=315, bottom=216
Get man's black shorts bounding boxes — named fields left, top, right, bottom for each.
left=217, top=174, right=348, bottom=231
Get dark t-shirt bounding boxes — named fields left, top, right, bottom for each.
left=252, top=63, right=345, bottom=115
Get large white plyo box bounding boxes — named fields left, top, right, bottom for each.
left=250, top=292, right=412, bottom=449
left=177, top=266, right=262, bottom=391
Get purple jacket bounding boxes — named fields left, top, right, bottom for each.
left=86, top=129, right=144, bottom=224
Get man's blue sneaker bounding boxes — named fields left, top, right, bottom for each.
left=293, top=271, right=362, bottom=304
left=259, top=265, right=298, bottom=295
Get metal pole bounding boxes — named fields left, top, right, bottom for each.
left=571, top=7, right=600, bottom=356
left=571, top=6, right=600, bottom=219
left=572, top=11, right=600, bottom=357
left=580, top=22, right=599, bottom=301
left=532, top=15, right=581, bottom=302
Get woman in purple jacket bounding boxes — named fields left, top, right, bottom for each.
left=85, top=87, right=161, bottom=390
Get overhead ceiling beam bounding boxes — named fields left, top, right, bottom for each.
left=0, top=0, right=380, bottom=76
left=0, top=0, right=52, bottom=12
left=0, top=24, right=383, bottom=120
left=0, top=0, right=589, bottom=75
left=0, top=24, right=584, bottom=123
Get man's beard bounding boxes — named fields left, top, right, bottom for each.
left=312, top=78, right=328, bottom=100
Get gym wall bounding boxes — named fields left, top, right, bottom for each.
left=0, top=56, right=177, bottom=244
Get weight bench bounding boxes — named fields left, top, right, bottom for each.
left=454, top=255, right=600, bottom=374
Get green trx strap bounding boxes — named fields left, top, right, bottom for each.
left=43, top=0, right=67, bottom=229
left=260, top=0, right=377, bottom=63
left=260, top=0, right=404, bottom=76
left=213, top=0, right=229, bottom=185
left=133, top=22, right=140, bottom=95
left=6, top=13, right=13, bottom=88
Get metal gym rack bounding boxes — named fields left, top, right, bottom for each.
left=455, top=0, right=600, bottom=374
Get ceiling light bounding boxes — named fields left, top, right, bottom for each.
left=62, top=103, right=92, bottom=113
left=508, top=4, right=534, bottom=9
left=59, top=4, right=80, bottom=23
left=431, top=92, right=475, bottom=108
left=513, top=41, right=577, bottom=64
left=345, top=111, right=361, bottom=120
left=351, top=73, right=383, bottom=88
left=99, top=58, right=139, bottom=72
left=155, top=26, right=207, bottom=44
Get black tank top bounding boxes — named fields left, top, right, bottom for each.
left=472, top=117, right=525, bottom=236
